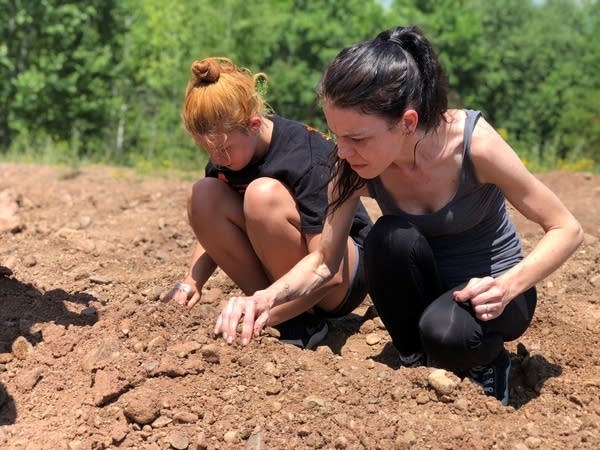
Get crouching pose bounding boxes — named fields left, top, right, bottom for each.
left=214, top=27, right=583, bottom=405
left=164, top=57, right=372, bottom=349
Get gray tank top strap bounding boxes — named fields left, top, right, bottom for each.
left=457, top=109, right=482, bottom=194
left=463, top=109, right=481, bottom=155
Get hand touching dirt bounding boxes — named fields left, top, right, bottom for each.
left=163, top=280, right=201, bottom=308
left=214, top=291, right=274, bottom=346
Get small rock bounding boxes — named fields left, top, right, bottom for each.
left=200, top=344, right=220, bottom=364
left=0, top=353, right=14, bottom=364
left=119, top=319, right=132, bottom=335
left=358, top=319, right=376, bottom=334
left=79, top=216, right=92, bottom=229
left=80, top=306, right=97, bottom=317
left=147, top=335, right=167, bottom=351
left=303, top=395, right=325, bottom=409
left=155, top=250, right=169, bottom=261
left=525, top=436, right=542, bottom=448
left=245, top=432, right=263, bottom=450
left=173, top=411, right=198, bottom=423
left=89, top=275, right=112, bottom=285
left=264, top=361, right=281, bottom=378
left=121, top=386, right=161, bottom=425
left=428, top=369, right=459, bottom=395
left=167, top=431, right=189, bottom=449
left=365, top=333, right=381, bottom=346
left=396, top=429, right=417, bottom=447
left=15, top=368, right=43, bottom=391
left=151, top=415, right=173, bottom=428
left=22, top=255, right=37, bottom=267
left=223, top=430, right=239, bottom=443
left=11, top=336, right=33, bottom=360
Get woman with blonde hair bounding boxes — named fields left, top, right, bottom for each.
left=164, top=57, right=372, bottom=349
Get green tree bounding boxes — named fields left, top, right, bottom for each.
left=0, top=1, right=122, bottom=156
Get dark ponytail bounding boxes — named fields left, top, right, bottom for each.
left=318, top=25, right=449, bottom=213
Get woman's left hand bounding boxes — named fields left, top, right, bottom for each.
left=453, top=276, right=510, bottom=321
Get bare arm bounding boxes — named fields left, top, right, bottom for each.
left=163, top=241, right=217, bottom=307
left=215, top=188, right=363, bottom=345
left=454, top=118, right=583, bottom=317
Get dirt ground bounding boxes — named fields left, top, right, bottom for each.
left=0, top=162, right=598, bottom=450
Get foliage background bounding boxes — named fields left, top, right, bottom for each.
left=1, top=0, right=598, bottom=172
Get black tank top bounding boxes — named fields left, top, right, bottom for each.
left=366, top=110, right=522, bottom=288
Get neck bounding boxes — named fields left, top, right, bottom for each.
left=405, top=123, right=449, bottom=167
left=254, top=117, right=273, bottom=160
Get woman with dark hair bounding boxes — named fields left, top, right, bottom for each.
left=215, top=26, right=582, bottom=405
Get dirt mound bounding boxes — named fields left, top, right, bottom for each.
left=1, top=163, right=599, bottom=449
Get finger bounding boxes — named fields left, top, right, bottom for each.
left=214, top=313, right=223, bottom=336
left=253, top=311, right=270, bottom=338
left=224, top=298, right=245, bottom=344
left=187, top=291, right=201, bottom=308
left=218, top=300, right=233, bottom=340
left=476, top=301, right=498, bottom=321
left=454, top=277, right=492, bottom=302
left=240, top=301, right=256, bottom=346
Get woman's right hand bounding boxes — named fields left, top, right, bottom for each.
left=163, top=279, right=201, bottom=308
left=214, top=290, right=275, bottom=346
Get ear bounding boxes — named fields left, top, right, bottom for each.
left=247, top=116, right=262, bottom=133
left=401, top=109, right=419, bottom=134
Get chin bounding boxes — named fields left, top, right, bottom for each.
left=350, top=165, right=377, bottom=179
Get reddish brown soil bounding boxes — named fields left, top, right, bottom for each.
left=0, top=163, right=598, bottom=450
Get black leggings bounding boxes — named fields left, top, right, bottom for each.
left=364, top=216, right=537, bottom=372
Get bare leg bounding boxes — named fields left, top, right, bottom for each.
left=187, top=177, right=269, bottom=295
left=243, top=177, right=358, bottom=325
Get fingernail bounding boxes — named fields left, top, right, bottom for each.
left=223, top=332, right=228, bottom=340
left=227, top=336, right=233, bottom=344
left=242, top=338, right=248, bottom=346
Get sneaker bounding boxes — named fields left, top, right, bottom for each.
left=398, top=352, right=426, bottom=368
left=275, top=313, right=328, bottom=350
left=467, top=349, right=511, bottom=405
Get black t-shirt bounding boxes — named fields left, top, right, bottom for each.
left=205, top=115, right=372, bottom=244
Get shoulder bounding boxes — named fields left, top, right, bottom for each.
left=271, top=115, right=334, bottom=160
left=468, top=114, right=528, bottom=185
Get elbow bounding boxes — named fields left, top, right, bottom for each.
left=572, top=219, right=584, bottom=250
left=327, top=270, right=344, bottom=290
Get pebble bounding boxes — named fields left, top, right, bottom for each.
left=428, top=369, right=458, bottom=395
left=173, top=411, right=198, bottom=423
left=245, top=432, right=263, bottom=450
left=200, top=344, right=220, bottom=364
left=151, top=416, right=172, bottom=428
left=264, top=361, right=281, bottom=378
left=223, top=430, right=239, bottom=443
left=167, top=431, right=189, bottom=449
left=80, top=307, right=97, bottom=316
left=365, top=333, right=381, bottom=345
left=11, top=336, right=33, bottom=360
left=89, top=275, right=112, bottom=285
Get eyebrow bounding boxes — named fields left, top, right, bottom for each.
left=341, top=130, right=371, bottom=139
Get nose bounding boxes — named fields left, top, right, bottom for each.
left=336, top=142, right=355, bottom=159
left=210, top=152, right=231, bottom=166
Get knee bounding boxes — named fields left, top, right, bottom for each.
left=243, top=177, right=291, bottom=222
left=419, top=304, right=483, bottom=366
left=187, top=177, right=229, bottom=222
left=364, top=216, right=422, bottom=262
